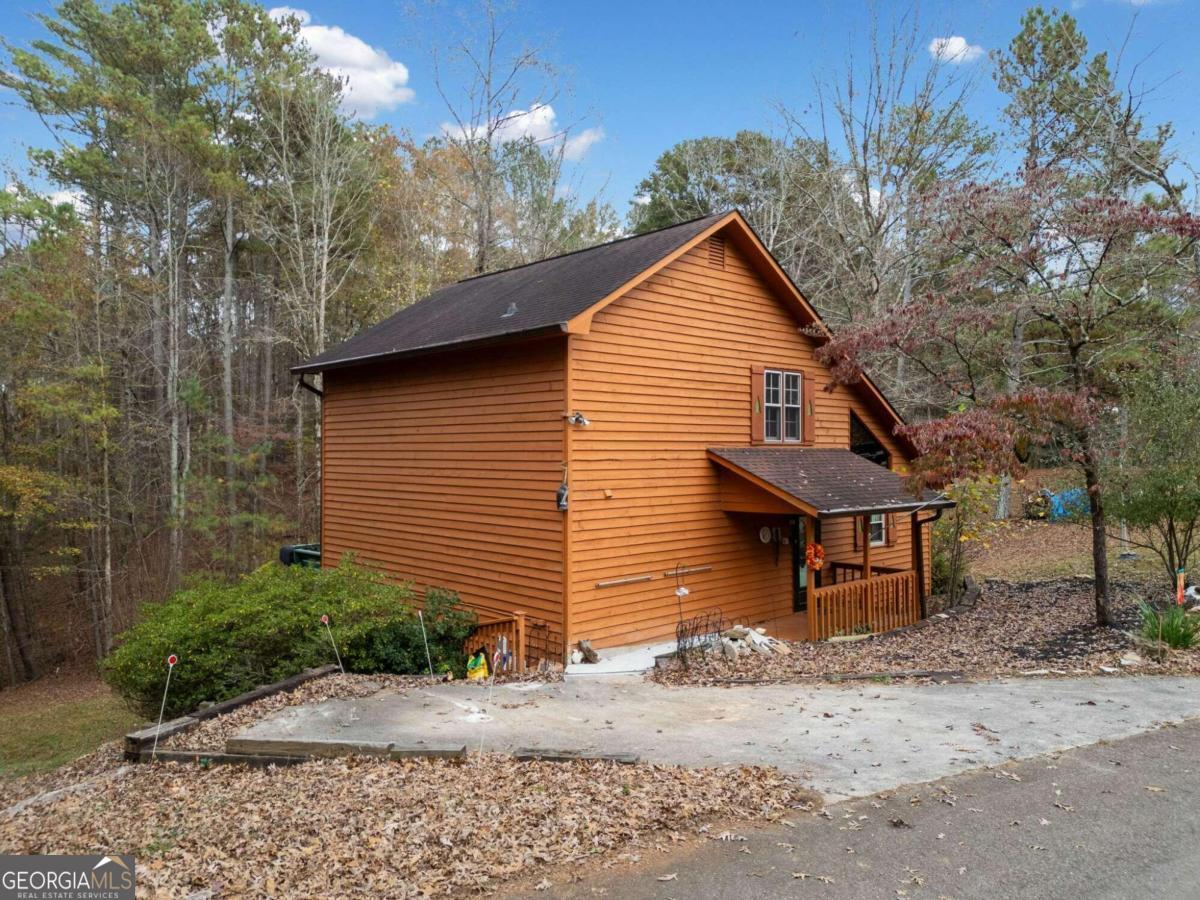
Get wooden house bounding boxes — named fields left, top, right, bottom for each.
left=294, top=211, right=952, bottom=666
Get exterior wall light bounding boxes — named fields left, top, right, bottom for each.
left=566, top=411, right=590, bottom=427
left=556, top=483, right=569, bottom=511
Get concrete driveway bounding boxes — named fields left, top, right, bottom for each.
left=508, top=715, right=1200, bottom=899
left=233, top=675, right=1200, bottom=800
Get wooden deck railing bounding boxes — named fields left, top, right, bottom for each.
left=465, top=613, right=564, bottom=674
left=808, top=570, right=920, bottom=640
left=825, top=561, right=904, bottom=584
left=467, top=613, right=527, bottom=674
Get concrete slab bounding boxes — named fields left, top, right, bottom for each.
left=564, top=640, right=675, bottom=677
left=231, top=675, right=1200, bottom=800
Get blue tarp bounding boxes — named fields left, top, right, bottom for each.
left=1046, top=488, right=1088, bottom=520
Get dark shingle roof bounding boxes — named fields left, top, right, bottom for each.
left=293, top=214, right=726, bottom=373
left=707, top=447, right=953, bottom=517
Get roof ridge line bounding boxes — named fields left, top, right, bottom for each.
left=451, top=211, right=731, bottom=286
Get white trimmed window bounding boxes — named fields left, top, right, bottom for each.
left=764, top=369, right=803, bottom=442
left=869, top=513, right=886, bottom=546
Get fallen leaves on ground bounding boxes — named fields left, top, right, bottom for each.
left=0, top=743, right=124, bottom=812
left=0, top=755, right=817, bottom=897
left=656, top=578, right=1200, bottom=686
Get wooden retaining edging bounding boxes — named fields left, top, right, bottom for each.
left=123, top=664, right=340, bottom=760
left=224, top=737, right=467, bottom=760
left=513, top=748, right=640, bottom=765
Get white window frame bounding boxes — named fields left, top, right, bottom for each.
left=764, top=369, right=803, bottom=443
left=869, top=513, right=887, bottom=547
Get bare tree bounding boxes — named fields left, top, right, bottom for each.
left=429, top=0, right=564, bottom=274
left=252, top=71, right=380, bottom=524
left=781, top=7, right=993, bottom=408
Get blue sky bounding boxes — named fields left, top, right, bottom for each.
left=2, top=0, right=1197, bottom=216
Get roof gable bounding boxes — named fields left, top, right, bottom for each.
left=567, top=213, right=916, bottom=457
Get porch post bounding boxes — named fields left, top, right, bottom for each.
left=911, top=511, right=927, bottom=618
left=861, top=515, right=872, bottom=581
left=810, top=515, right=822, bottom=589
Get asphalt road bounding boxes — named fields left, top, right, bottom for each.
left=511, top=717, right=1200, bottom=899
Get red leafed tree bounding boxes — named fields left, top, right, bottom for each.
left=820, top=165, right=1200, bottom=625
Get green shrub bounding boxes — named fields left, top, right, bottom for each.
left=102, top=561, right=475, bottom=716
left=1137, top=601, right=1200, bottom=650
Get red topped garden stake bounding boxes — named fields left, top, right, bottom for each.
left=151, top=651, right=179, bottom=761
left=321, top=614, right=344, bottom=673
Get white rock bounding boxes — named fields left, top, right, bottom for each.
left=1119, top=653, right=1143, bottom=667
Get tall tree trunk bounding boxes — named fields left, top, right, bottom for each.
left=221, top=197, right=237, bottom=571
left=293, top=383, right=305, bottom=529
left=995, top=317, right=1025, bottom=521
left=0, top=562, right=17, bottom=686
left=1082, top=443, right=1111, bottom=626
left=0, top=523, right=36, bottom=681
left=166, top=198, right=184, bottom=587
left=93, top=203, right=114, bottom=655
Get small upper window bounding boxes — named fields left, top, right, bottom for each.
left=869, top=513, right=886, bottom=547
left=764, top=369, right=802, bottom=442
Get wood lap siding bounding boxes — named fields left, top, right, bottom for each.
left=568, top=238, right=926, bottom=649
left=320, top=339, right=565, bottom=631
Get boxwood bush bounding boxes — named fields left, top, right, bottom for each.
left=103, top=561, right=475, bottom=716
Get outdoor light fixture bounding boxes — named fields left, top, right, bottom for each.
left=556, top=482, right=569, bottom=511
left=566, top=410, right=591, bottom=427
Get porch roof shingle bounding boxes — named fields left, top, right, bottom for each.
left=707, top=447, right=953, bottom=518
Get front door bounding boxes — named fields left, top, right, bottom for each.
left=791, top=516, right=808, bottom=612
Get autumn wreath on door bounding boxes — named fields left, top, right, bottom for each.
left=805, top=542, right=825, bottom=571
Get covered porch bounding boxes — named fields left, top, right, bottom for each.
left=707, top=447, right=954, bottom=641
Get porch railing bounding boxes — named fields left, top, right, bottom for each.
left=808, top=570, right=920, bottom=640
left=466, top=613, right=527, bottom=674
left=464, top=613, right=564, bottom=674
left=825, top=561, right=904, bottom=584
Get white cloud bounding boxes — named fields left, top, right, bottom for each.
left=564, top=126, right=605, bottom=161
left=49, top=189, right=87, bottom=212
left=928, top=35, right=985, bottom=64
left=269, top=6, right=311, bottom=25
left=442, top=103, right=604, bottom=160
left=268, top=7, right=413, bottom=118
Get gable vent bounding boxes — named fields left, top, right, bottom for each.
left=707, top=235, right=726, bottom=269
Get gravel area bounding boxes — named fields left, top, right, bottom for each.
left=656, top=578, right=1200, bottom=685
left=0, top=755, right=816, bottom=897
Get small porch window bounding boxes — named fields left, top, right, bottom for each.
left=764, top=370, right=802, bottom=442
left=869, top=513, right=886, bottom=546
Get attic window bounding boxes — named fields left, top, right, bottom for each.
left=707, top=235, right=726, bottom=269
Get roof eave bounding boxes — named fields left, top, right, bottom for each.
left=290, top=323, right=569, bottom=375
left=818, top=497, right=956, bottom=518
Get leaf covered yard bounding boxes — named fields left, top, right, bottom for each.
left=659, top=578, right=1200, bottom=686
left=0, top=756, right=815, bottom=897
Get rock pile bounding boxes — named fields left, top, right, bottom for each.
left=721, top=626, right=791, bottom=658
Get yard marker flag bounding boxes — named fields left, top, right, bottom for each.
left=151, top=653, right=178, bottom=761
